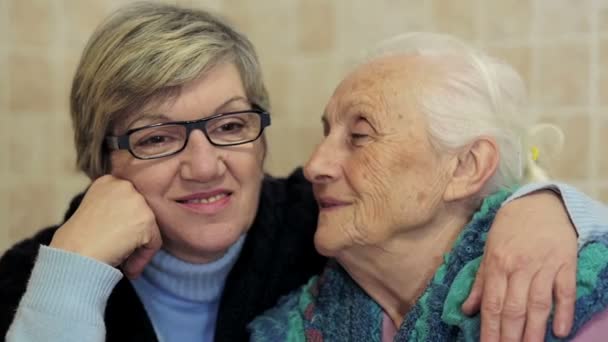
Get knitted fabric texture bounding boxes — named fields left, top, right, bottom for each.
left=249, top=190, right=608, bottom=341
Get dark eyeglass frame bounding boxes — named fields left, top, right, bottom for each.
left=105, top=104, right=271, bottom=160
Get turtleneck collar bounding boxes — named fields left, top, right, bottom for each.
left=133, top=234, right=246, bottom=303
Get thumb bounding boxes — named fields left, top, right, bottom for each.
left=462, top=261, right=485, bottom=315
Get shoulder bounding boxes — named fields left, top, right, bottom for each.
left=248, top=275, right=319, bottom=341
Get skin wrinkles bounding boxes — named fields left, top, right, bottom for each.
left=309, top=55, right=459, bottom=260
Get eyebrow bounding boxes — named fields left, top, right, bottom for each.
left=126, top=95, right=250, bottom=130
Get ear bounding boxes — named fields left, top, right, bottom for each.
left=443, top=137, right=499, bottom=202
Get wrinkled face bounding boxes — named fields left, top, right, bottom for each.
left=304, top=56, right=452, bottom=257
left=110, top=63, right=265, bottom=263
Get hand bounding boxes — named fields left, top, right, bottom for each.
left=462, top=190, right=577, bottom=342
left=50, top=175, right=162, bottom=279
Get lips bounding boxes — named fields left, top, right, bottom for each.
left=174, top=190, right=234, bottom=214
left=317, top=196, right=351, bottom=209
left=175, top=190, right=232, bottom=203
left=177, top=193, right=229, bottom=204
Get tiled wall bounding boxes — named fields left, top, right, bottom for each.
left=1, top=0, right=607, bottom=252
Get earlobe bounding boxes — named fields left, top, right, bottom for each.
left=443, top=138, right=499, bottom=202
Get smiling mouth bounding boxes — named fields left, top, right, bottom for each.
left=176, top=192, right=232, bottom=204
left=318, top=200, right=350, bottom=210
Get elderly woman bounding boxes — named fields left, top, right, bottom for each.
left=249, top=33, right=608, bottom=341
left=0, top=4, right=605, bottom=342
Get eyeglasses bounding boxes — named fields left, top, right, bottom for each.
left=105, top=105, right=271, bottom=160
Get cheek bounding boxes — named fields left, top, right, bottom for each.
left=110, top=152, right=177, bottom=198
left=344, top=147, right=396, bottom=225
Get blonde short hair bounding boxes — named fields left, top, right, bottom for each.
left=71, top=2, right=269, bottom=179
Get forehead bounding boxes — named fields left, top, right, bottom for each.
left=327, top=55, right=431, bottom=122
left=117, top=63, right=247, bottom=130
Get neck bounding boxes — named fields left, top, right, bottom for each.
left=336, top=205, right=472, bottom=327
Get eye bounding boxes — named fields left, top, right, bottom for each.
left=351, top=133, right=369, bottom=140
left=136, top=135, right=175, bottom=147
left=349, top=117, right=374, bottom=145
left=350, top=133, right=371, bottom=146
left=321, top=119, right=330, bottom=137
left=217, top=122, right=245, bottom=133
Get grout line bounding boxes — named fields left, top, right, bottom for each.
left=589, top=0, right=600, bottom=197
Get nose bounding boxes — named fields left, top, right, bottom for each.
left=304, top=136, right=342, bottom=185
left=179, top=129, right=226, bottom=181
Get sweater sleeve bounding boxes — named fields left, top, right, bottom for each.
left=5, top=246, right=123, bottom=342
left=504, top=182, right=608, bottom=249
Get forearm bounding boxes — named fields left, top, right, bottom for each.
left=505, top=182, right=608, bottom=249
left=6, top=246, right=122, bottom=342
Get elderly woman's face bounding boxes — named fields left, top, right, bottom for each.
left=110, top=63, right=265, bottom=263
left=304, top=56, right=452, bottom=256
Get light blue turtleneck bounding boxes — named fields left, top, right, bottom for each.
left=130, top=235, right=246, bottom=342
left=6, top=235, right=246, bottom=342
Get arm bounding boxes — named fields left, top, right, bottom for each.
left=6, top=246, right=122, bottom=342
left=507, top=182, right=608, bottom=248
left=6, top=175, right=162, bottom=341
left=463, top=183, right=607, bottom=342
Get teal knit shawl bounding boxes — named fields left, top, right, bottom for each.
left=249, top=190, right=608, bottom=341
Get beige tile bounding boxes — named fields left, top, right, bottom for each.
left=51, top=120, right=82, bottom=177
left=223, top=1, right=296, bottom=56
left=290, top=58, right=341, bottom=126
left=7, top=52, right=55, bottom=114
left=600, top=187, right=608, bottom=204
left=296, top=0, right=335, bottom=54
left=334, top=0, right=386, bottom=56
left=8, top=181, right=59, bottom=243
left=260, top=59, right=294, bottom=119
left=59, top=53, right=82, bottom=112
left=0, top=56, right=7, bottom=115
left=7, top=0, right=54, bottom=47
left=429, top=0, right=478, bottom=42
left=486, top=45, right=533, bottom=86
left=598, top=40, right=608, bottom=106
left=382, top=0, right=427, bottom=36
left=479, top=0, right=532, bottom=41
left=532, top=43, right=589, bottom=107
left=599, top=8, right=608, bottom=33
left=265, top=118, right=322, bottom=176
left=539, top=114, right=590, bottom=180
left=0, top=0, right=7, bottom=50
left=186, top=0, right=222, bottom=12
left=0, top=118, right=8, bottom=177
left=600, top=117, right=608, bottom=179
left=0, top=185, right=8, bottom=253
left=7, top=117, right=57, bottom=178
left=535, top=0, right=591, bottom=36
left=61, top=0, right=120, bottom=48
left=53, top=177, right=90, bottom=216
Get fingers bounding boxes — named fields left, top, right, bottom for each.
left=480, top=265, right=507, bottom=342
left=501, top=268, right=537, bottom=342
left=462, top=261, right=485, bottom=315
left=521, top=264, right=557, bottom=342
left=123, top=224, right=162, bottom=279
left=551, top=263, right=576, bottom=338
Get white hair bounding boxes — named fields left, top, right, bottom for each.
left=364, top=32, right=562, bottom=196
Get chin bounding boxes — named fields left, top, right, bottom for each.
left=313, top=229, right=343, bottom=258
left=166, top=225, right=246, bottom=263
